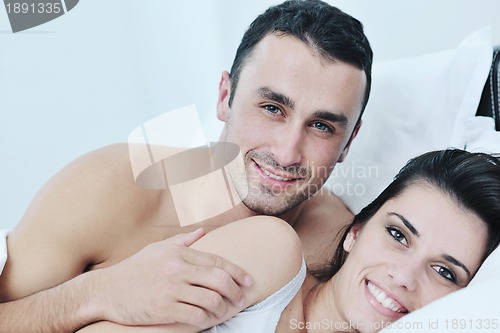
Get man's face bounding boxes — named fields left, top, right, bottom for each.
left=217, top=34, right=366, bottom=216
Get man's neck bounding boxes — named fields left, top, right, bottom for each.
left=198, top=201, right=307, bottom=229
left=278, top=202, right=306, bottom=227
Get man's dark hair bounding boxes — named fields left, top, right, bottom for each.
left=228, top=0, right=373, bottom=121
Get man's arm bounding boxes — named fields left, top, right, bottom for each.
left=75, top=216, right=304, bottom=333
left=0, top=268, right=102, bottom=333
left=0, top=228, right=252, bottom=333
left=0, top=145, right=252, bottom=332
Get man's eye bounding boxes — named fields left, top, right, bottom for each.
left=311, top=122, right=331, bottom=132
left=386, top=226, right=408, bottom=246
left=263, top=105, right=282, bottom=115
left=431, top=265, right=457, bottom=284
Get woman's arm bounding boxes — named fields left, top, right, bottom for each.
left=76, top=216, right=304, bottom=332
left=190, top=216, right=303, bottom=308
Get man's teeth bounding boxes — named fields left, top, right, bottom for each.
left=262, top=168, right=292, bottom=181
left=367, top=281, right=404, bottom=313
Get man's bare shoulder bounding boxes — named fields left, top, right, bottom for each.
left=1, top=144, right=154, bottom=299
left=71, top=143, right=136, bottom=189
left=37, top=143, right=173, bottom=246
left=293, top=190, right=354, bottom=266
left=35, top=143, right=158, bottom=228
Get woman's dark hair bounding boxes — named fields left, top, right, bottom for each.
left=313, top=149, right=500, bottom=282
left=228, top=0, right=373, bottom=123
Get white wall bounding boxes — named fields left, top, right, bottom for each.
left=1, top=0, right=500, bottom=230
left=332, top=0, right=500, bottom=61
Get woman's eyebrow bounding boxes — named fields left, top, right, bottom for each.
left=442, top=254, right=471, bottom=279
left=388, top=212, right=420, bottom=237
left=388, top=212, right=472, bottom=279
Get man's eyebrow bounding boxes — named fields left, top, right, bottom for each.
left=257, top=87, right=349, bottom=129
left=388, top=212, right=420, bottom=237
left=257, top=87, right=295, bottom=109
left=442, top=254, right=471, bottom=279
left=312, top=111, right=348, bottom=130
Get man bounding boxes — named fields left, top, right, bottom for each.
left=0, top=0, right=372, bottom=332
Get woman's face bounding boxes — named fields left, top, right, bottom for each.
left=333, top=182, right=488, bottom=332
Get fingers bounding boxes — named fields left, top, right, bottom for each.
left=142, top=231, right=254, bottom=326
left=164, top=229, right=253, bottom=289
left=202, top=268, right=246, bottom=308
left=170, top=228, right=206, bottom=247
left=176, top=285, right=230, bottom=322
left=178, top=250, right=251, bottom=308
left=166, top=302, right=212, bottom=328
left=184, top=247, right=253, bottom=287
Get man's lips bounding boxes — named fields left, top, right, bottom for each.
left=365, top=279, right=409, bottom=318
left=252, top=160, right=302, bottom=182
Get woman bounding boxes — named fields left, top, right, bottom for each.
left=79, top=149, right=500, bottom=332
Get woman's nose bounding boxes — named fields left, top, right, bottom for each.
left=387, top=259, right=418, bottom=292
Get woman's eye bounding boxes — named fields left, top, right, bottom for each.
left=263, top=104, right=282, bottom=115
left=386, top=226, right=408, bottom=246
left=431, top=265, right=457, bottom=284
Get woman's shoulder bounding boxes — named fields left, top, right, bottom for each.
left=190, top=216, right=304, bottom=307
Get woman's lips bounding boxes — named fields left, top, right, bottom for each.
left=365, top=279, right=408, bottom=319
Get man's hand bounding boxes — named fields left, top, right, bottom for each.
left=90, top=228, right=253, bottom=329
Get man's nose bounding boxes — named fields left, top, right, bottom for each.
left=270, top=123, right=304, bottom=167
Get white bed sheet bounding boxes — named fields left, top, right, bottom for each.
left=0, top=229, right=8, bottom=275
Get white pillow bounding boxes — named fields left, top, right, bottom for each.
left=464, top=116, right=500, bottom=154
left=325, top=27, right=493, bottom=214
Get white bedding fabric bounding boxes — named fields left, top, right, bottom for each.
left=465, top=116, right=500, bottom=154
left=0, top=229, right=8, bottom=275
left=326, top=27, right=493, bottom=215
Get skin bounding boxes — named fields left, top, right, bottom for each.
left=0, top=34, right=365, bottom=332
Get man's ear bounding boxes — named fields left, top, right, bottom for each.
left=343, top=224, right=362, bottom=252
left=217, top=71, right=231, bottom=122
left=338, top=119, right=362, bottom=162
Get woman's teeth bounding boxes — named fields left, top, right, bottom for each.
left=367, top=281, right=405, bottom=313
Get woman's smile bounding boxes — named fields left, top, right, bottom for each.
left=365, top=279, right=408, bottom=318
